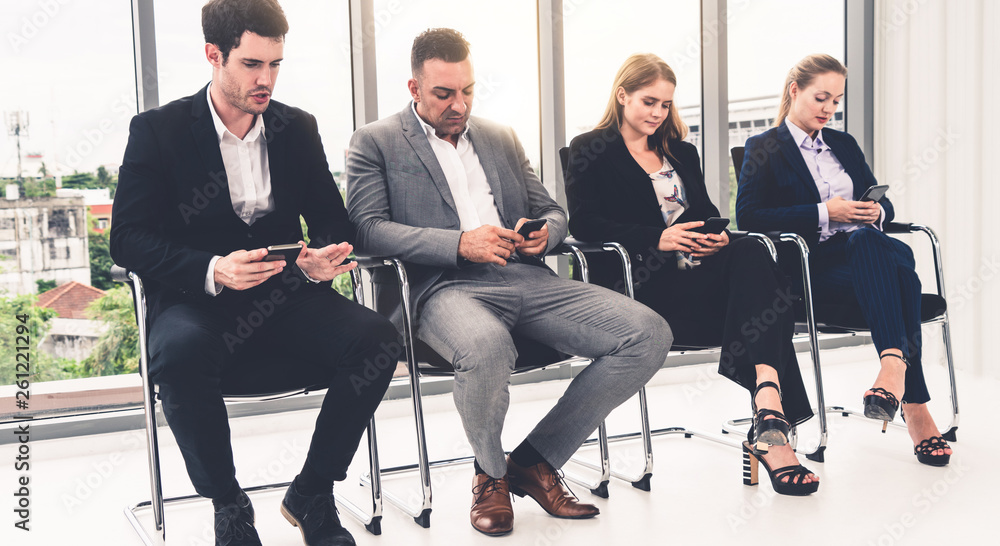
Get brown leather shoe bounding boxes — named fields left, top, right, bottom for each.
left=470, top=473, right=514, bottom=536
left=507, top=457, right=599, bottom=519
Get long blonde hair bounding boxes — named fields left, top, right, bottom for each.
left=774, top=54, right=847, bottom=127
left=596, top=54, right=688, bottom=158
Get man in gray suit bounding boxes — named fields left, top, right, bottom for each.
left=346, top=28, right=672, bottom=537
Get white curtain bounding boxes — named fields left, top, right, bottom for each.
left=875, top=0, right=999, bottom=378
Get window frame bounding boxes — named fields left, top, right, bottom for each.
left=1, top=0, right=868, bottom=432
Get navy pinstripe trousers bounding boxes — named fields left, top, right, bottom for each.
left=806, top=227, right=930, bottom=404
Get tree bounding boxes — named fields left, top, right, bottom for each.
left=88, top=219, right=114, bottom=290
left=0, top=293, right=77, bottom=384
left=21, top=177, right=56, bottom=198
left=37, top=162, right=49, bottom=178
left=35, top=279, right=56, bottom=293
left=81, top=285, right=139, bottom=376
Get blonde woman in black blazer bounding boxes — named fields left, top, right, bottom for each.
left=567, top=54, right=818, bottom=495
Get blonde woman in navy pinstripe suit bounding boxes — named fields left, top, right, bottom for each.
left=737, top=54, right=952, bottom=466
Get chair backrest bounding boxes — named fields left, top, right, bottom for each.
left=559, top=146, right=570, bottom=174
left=731, top=146, right=745, bottom=179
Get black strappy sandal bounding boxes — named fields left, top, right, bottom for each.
left=742, top=437, right=819, bottom=496
left=751, top=381, right=789, bottom=453
left=863, top=351, right=908, bottom=432
left=913, top=436, right=951, bottom=467
left=900, top=408, right=953, bottom=467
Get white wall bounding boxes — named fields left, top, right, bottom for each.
left=875, top=0, right=999, bottom=378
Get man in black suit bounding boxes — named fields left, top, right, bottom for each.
left=110, top=1, right=397, bottom=544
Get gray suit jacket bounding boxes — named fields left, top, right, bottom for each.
left=346, top=104, right=567, bottom=327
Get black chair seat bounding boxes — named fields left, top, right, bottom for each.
left=794, top=293, right=947, bottom=332
left=415, top=336, right=570, bottom=376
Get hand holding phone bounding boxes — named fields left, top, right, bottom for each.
left=689, top=217, right=730, bottom=235
left=860, top=185, right=889, bottom=202
left=517, top=218, right=548, bottom=238
left=262, top=243, right=302, bottom=264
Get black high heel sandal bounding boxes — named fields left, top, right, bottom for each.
left=901, top=408, right=952, bottom=467
left=913, top=436, right=951, bottom=466
left=751, top=381, right=789, bottom=453
left=742, top=433, right=819, bottom=496
left=863, top=351, right=908, bottom=433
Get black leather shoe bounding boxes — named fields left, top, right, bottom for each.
left=214, top=490, right=262, bottom=546
left=280, top=481, right=356, bottom=546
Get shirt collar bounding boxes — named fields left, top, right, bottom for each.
left=410, top=101, right=470, bottom=143
left=784, top=118, right=825, bottom=150
left=207, top=83, right=266, bottom=143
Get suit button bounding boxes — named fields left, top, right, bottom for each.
left=247, top=233, right=252, bottom=238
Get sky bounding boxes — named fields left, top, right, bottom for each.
left=0, top=0, right=844, bottom=178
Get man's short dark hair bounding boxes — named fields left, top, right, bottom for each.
left=202, top=0, right=289, bottom=63
left=410, top=28, right=470, bottom=77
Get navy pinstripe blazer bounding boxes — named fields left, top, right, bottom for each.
left=735, top=123, right=894, bottom=249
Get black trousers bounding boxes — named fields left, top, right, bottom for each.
left=148, top=286, right=399, bottom=499
left=635, top=237, right=812, bottom=425
left=806, top=228, right=930, bottom=404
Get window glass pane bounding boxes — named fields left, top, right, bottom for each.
left=727, top=0, right=845, bottom=222
left=155, top=0, right=353, bottom=185
left=564, top=1, right=703, bottom=156
left=0, top=1, right=135, bottom=399
left=372, top=0, right=541, bottom=169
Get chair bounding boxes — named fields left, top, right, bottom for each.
left=353, top=239, right=648, bottom=528
left=114, top=265, right=384, bottom=544
left=729, top=146, right=960, bottom=462
left=557, top=146, right=782, bottom=491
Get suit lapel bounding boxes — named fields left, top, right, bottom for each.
left=190, top=86, right=236, bottom=217
left=400, top=105, right=459, bottom=215
left=776, top=123, right=822, bottom=202
left=262, top=104, right=289, bottom=211
left=466, top=120, right=508, bottom=223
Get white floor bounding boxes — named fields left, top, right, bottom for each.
left=2, top=342, right=995, bottom=546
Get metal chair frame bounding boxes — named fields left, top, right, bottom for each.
left=116, top=266, right=383, bottom=545
left=566, top=233, right=799, bottom=492
left=351, top=242, right=632, bottom=529
left=726, top=146, right=960, bottom=462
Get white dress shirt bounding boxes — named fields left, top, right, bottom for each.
left=411, top=102, right=503, bottom=231
left=204, top=84, right=275, bottom=295
left=785, top=119, right=883, bottom=242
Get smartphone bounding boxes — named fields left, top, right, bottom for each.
left=263, top=243, right=302, bottom=263
left=860, top=184, right=889, bottom=202
left=517, top=218, right=548, bottom=238
left=690, top=217, right=731, bottom=235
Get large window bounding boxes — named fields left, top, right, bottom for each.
left=726, top=0, right=846, bottom=221
left=563, top=0, right=703, bottom=155
left=0, top=1, right=135, bottom=403
left=0, top=0, right=868, bottom=423
left=372, top=0, right=542, bottom=169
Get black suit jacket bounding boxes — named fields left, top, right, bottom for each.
left=566, top=127, right=721, bottom=289
left=110, top=85, right=351, bottom=324
left=735, top=123, right=894, bottom=249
